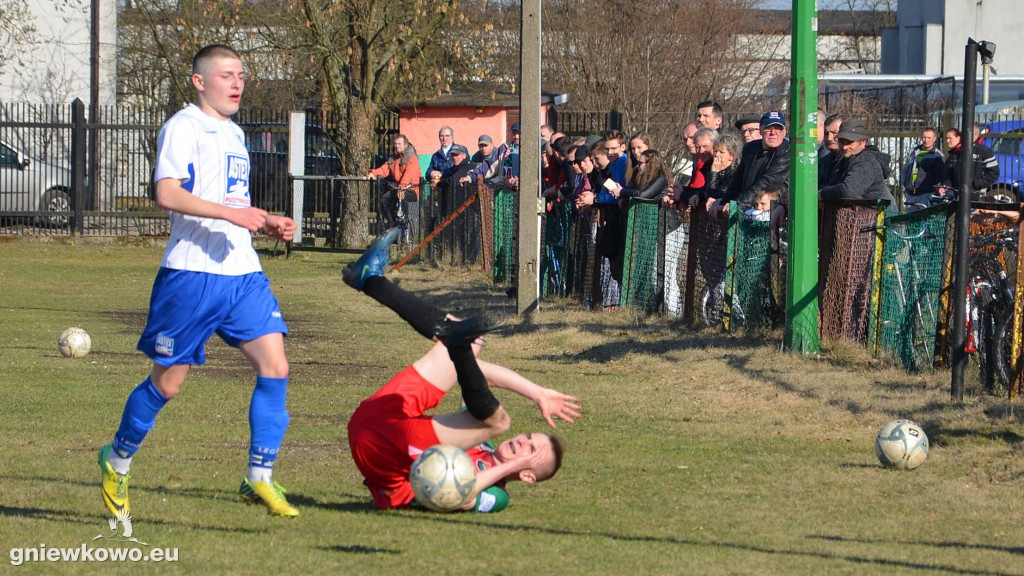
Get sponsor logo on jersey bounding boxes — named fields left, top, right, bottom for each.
left=155, top=334, right=174, bottom=356
left=225, top=153, right=250, bottom=207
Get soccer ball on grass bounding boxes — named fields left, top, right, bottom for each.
left=57, top=327, right=91, bottom=358
left=875, top=419, right=928, bottom=470
left=409, top=444, right=477, bottom=512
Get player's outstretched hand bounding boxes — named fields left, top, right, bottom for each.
left=536, top=388, right=581, bottom=429
left=226, top=206, right=268, bottom=232
left=264, top=214, right=298, bottom=242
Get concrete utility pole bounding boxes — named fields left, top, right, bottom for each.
left=784, top=0, right=821, bottom=354
left=517, top=0, right=542, bottom=314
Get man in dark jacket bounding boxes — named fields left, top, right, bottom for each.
left=899, top=127, right=944, bottom=211
left=718, top=110, right=790, bottom=212
left=819, top=118, right=894, bottom=204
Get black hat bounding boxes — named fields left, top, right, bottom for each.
left=836, top=118, right=868, bottom=141
left=573, top=146, right=589, bottom=163
left=734, top=116, right=760, bottom=131
left=450, top=144, right=469, bottom=156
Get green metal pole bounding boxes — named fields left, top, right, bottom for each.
left=784, top=0, right=821, bottom=354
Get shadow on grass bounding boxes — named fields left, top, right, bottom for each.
left=285, top=493, right=378, bottom=514
left=809, top=533, right=1024, bottom=557
left=0, top=503, right=266, bottom=535
left=389, top=514, right=1022, bottom=576
left=317, top=544, right=401, bottom=555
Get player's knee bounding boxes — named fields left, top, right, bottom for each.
left=484, top=407, right=511, bottom=436
left=261, top=359, right=290, bottom=379
left=151, top=366, right=187, bottom=399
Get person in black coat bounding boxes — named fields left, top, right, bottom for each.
left=819, top=118, right=894, bottom=204
left=719, top=111, right=791, bottom=212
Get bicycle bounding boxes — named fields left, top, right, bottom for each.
left=962, top=225, right=1018, bottom=393
left=377, top=179, right=415, bottom=254
left=861, top=222, right=940, bottom=371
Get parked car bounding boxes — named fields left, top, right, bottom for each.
left=982, top=120, right=1024, bottom=201
left=242, top=123, right=342, bottom=212
left=0, top=139, right=73, bottom=227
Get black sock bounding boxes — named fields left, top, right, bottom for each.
left=361, top=276, right=447, bottom=339
left=446, top=344, right=500, bottom=421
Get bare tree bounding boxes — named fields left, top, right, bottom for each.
left=537, top=0, right=787, bottom=168
left=0, top=0, right=37, bottom=75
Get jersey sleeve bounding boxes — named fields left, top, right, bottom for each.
left=154, top=115, right=198, bottom=184
left=473, top=485, right=509, bottom=513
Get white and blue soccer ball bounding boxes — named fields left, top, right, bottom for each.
left=409, top=444, right=476, bottom=512
left=875, top=419, right=929, bottom=470
left=57, top=327, right=91, bottom=358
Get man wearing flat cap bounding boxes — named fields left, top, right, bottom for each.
left=717, top=110, right=790, bottom=212
left=819, top=118, right=894, bottom=203
left=734, top=116, right=762, bottom=143
left=441, top=143, right=482, bottom=262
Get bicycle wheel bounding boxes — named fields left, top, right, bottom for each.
left=992, top=308, right=1016, bottom=391
left=978, top=303, right=1000, bottom=394
left=698, top=281, right=725, bottom=327
left=908, top=312, right=932, bottom=371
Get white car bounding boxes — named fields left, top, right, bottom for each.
left=0, top=140, right=73, bottom=227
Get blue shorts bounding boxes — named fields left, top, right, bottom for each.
left=137, top=268, right=288, bottom=366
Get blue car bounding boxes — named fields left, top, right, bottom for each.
left=982, top=119, right=1024, bottom=201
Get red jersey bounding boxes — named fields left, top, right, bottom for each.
left=348, top=365, right=506, bottom=510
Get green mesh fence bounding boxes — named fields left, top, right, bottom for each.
left=492, top=188, right=516, bottom=284
left=869, top=205, right=948, bottom=371
left=724, top=203, right=783, bottom=331
left=621, top=198, right=662, bottom=315
left=684, top=206, right=729, bottom=327
left=541, top=199, right=573, bottom=298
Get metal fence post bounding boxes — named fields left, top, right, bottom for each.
left=71, top=98, right=87, bottom=236
left=288, top=111, right=306, bottom=245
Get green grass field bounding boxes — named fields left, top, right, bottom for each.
left=3, top=239, right=1024, bottom=575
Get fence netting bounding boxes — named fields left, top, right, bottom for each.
left=492, top=188, right=517, bottom=284
left=684, top=206, right=730, bottom=327
left=869, top=205, right=948, bottom=371
left=621, top=199, right=662, bottom=315
left=820, top=202, right=886, bottom=343
left=725, top=203, right=786, bottom=331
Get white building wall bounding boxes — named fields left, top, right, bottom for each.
left=0, top=0, right=118, bottom=105
left=883, top=0, right=1024, bottom=75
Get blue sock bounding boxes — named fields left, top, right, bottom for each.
left=113, top=377, right=169, bottom=458
left=248, top=376, right=290, bottom=475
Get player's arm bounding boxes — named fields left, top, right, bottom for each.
left=477, top=360, right=581, bottom=429
left=155, top=178, right=268, bottom=232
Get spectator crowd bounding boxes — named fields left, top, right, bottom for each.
left=367, top=102, right=1002, bottom=312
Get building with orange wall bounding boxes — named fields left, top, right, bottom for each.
left=393, top=93, right=558, bottom=177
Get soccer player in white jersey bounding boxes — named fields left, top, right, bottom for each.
left=98, top=44, right=301, bottom=518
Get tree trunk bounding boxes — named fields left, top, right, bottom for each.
left=342, top=97, right=377, bottom=247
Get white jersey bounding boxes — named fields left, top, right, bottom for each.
left=154, top=104, right=260, bottom=275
